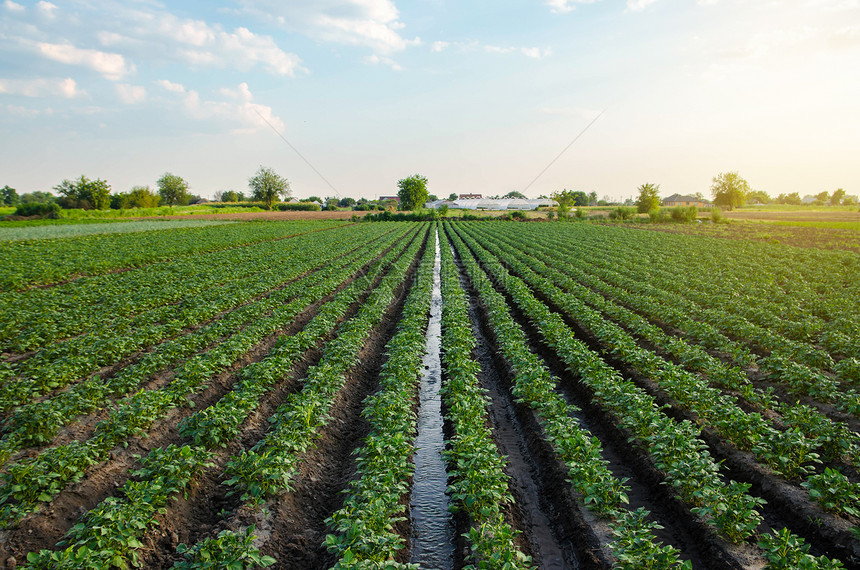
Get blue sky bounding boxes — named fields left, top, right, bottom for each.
left=1, top=0, right=858, bottom=201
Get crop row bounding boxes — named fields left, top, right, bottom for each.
left=527, top=223, right=860, bottom=384
left=176, top=225, right=429, bottom=568
left=1, top=222, right=380, bottom=353
left=0, top=224, right=401, bottom=414
left=18, top=225, right=428, bottom=568
left=437, top=227, right=532, bottom=569
left=0, top=225, right=421, bottom=526
left=443, top=225, right=690, bottom=568
left=470, top=224, right=860, bottom=462
left=0, top=219, right=344, bottom=290
left=448, top=223, right=846, bottom=567
left=324, top=228, right=437, bottom=568
left=465, top=226, right=859, bottom=488
left=0, top=225, right=410, bottom=464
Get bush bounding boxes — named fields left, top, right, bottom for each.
left=670, top=205, right=699, bottom=222
left=648, top=208, right=670, bottom=223
left=14, top=202, right=61, bottom=218
left=711, top=207, right=723, bottom=223
left=608, top=206, right=635, bottom=221
left=276, top=202, right=321, bottom=211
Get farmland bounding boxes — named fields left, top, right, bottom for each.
left=0, top=219, right=858, bottom=569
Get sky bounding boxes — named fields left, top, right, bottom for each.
left=1, top=0, right=859, bottom=202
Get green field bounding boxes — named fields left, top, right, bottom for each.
left=0, top=219, right=857, bottom=569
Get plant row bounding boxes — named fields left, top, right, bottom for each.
left=437, top=227, right=533, bottom=570
left=448, top=223, right=846, bottom=566
left=0, top=224, right=401, bottom=415
left=0, top=225, right=410, bottom=463
left=325, top=228, right=437, bottom=569
left=2, top=222, right=386, bottom=354
left=0, top=226, right=422, bottom=526
left=0, top=219, right=343, bottom=290
left=175, top=225, right=429, bottom=568
left=467, top=225, right=860, bottom=474
left=444, top=225, right=690, bottom=568
left=459, top=224, right=860, bottom=522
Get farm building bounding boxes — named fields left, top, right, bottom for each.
left=426, top=198, right=557, bottom=211
left=662, top=194, right=709, bottom=208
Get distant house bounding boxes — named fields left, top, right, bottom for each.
left=459, top=193, right=482, bottom=200
left=379, top=196, right=400, bottom=203
left=663, top=194, right=709, bottom=208
left=801, top=195, right=817, bottom=205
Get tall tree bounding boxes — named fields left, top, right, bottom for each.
left=2, top=185, right=19, bottom=206
left=397, top=174, right=428, bottom=210
left=157, top=173, right=190, bottom=208
left=503, top=190, right=527, bottom=199
left=635, top=183, right=661, bottom=213
left=830, top=188, right=845, bottom=205
left=711, top=172, right=750, bottom=211
left=54, top=175, right=111, bottom=210
left=249, top=166, right=290, bottom=210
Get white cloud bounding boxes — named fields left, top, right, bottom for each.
left=116, top=83, right=146, bottom=104
left=431, top=40, right=450, bottom=52
left=35, top=41, right=133, bottom=80
left=4, top=0, right=24, bottom=12
left=36, top=1, right=57, bottom=18
left=155, top=79, right=186, bottom=93
left=626, top=0, right=660, bottom=11
left=521, top=46, right=553, bottom=58
left=544, top=0, right=598, bottom=14
left=485, top=44, right=552, bottom=58
left=0, top=76, right=82, bottom=98
left=156, top=79, right=285, bottom=133
left=98, top=10, right=305, bottom=76
left=235, top=0, right=420, bottom=55
left=364, top=53, right=402, bottom=70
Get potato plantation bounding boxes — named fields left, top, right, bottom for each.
left=0, top=219, right=858, bottom=569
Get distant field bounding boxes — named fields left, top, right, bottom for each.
left=0, top=219, right=235, bottom=242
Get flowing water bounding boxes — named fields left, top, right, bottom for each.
left=409, top=230, right=455, bottom=569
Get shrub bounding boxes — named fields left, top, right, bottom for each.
left=608, top=206, right=635, bottom=221
left=711, top=207, right=723, bottom=223
left=670, top=206, right=699, bottom=222
left=648, top=208, right=670, bottom=223
left=276, top=202, right=321, bottom=211
left=14, top=202, right=61, bottom=218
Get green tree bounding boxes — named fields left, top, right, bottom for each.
left=112, top=185, right=161, bottom=209
left=397, top=174, right=429, bottom=210
left=831, top=188, right=846, bottom=205
left=711, top=172, right=750, bottom=211
left=448, top=192, right=458, bottom=201
left=635, top=183, right=661, bottom=213
left=220, top=190, right=243, bottom=202
left=157, top=173, right=190, bottom=208
left=503, top=190, right=527, bottom=199
left=815, top=190, right=830, bottom=204
left=588, top=191, right=598, bottom=205
left=338, top=197, right=356, bottom=208
left=20, top=191, right=54, bottom=204
left=777, top=192, right=802, bottom=205
left=2, top=185, right=19, bottom=206
left=55, top=175, right=111, bottom=210
left=747, top=189, right=771, bottom=204
left=248, top=166, right=290, bottom=210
